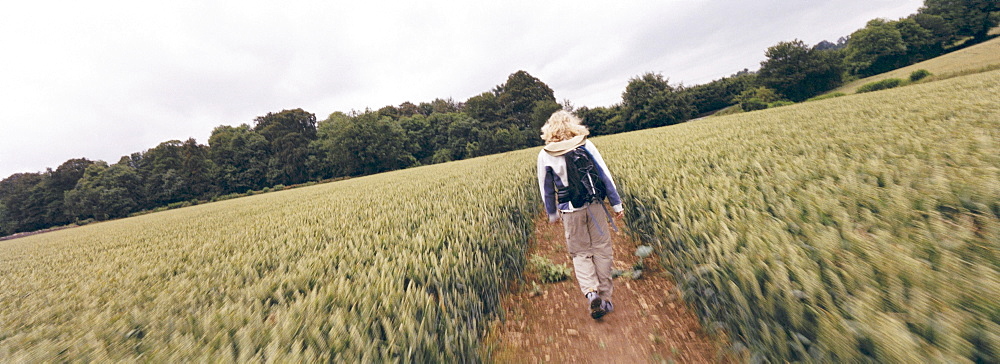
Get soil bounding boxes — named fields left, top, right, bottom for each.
left=488, top=213, right=733, bottom=363
left=0, top=225, right=77, bottom=242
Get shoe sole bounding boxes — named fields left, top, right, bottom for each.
left=590, top=297, right=606, bottom=319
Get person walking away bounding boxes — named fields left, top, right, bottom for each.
left=536, top=110, right=624, bottom=319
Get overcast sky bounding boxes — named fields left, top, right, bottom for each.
left=1, top=0, right=923, bottom=179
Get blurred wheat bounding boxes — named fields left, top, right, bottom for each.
left=2, top=70, right=997, bottom=362
left=0, top=152, right=538, bottom=362
left=607, top=70, right=1000, bottom=362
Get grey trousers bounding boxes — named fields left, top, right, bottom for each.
left=561, top=202, right=614, bottom=301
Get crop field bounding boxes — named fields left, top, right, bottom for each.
left=0, top=153, right=539, bottom=361
left=2, top=70, right=998, bottom=362
left=605, top=70, right=1000, bottom=362
left=831, top=36, right=1000, bottom=94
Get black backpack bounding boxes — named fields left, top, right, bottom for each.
left=557, top=146, right=607, bottom=208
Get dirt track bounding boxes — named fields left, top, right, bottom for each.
left=490, top=213, right=733, bottom=363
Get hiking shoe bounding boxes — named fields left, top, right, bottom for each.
left=601, top=300, right=614, bottom=314
left=587, top=292, right=607, bottom=319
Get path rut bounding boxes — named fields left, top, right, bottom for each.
left=489, top=213, right=733, bottom=363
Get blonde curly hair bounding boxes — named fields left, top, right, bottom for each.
left=540, top=110, right=589, bottom=143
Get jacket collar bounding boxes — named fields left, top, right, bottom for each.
left=543, top=135, right=586, bottom=156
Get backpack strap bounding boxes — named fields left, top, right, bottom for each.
left=599, top=202, right=618, bottom=232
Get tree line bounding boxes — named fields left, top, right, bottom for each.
left=2, top=0, right=997, bottom=236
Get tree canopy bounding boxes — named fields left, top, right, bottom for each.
left=923, top=0, right=1000, bottom=41
left=757, top=40, right=845, bottom=101
left=621, top=73, right=695, bottom=131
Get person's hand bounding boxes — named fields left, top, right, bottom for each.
left=615, top=210, right=624, bottom=220
left=548, top=214, right=560, bottom=224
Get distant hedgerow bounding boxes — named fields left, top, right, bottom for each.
left=805, top=92, right=846, bottom=102
left=856, top=78, right=904, bottom=93
left=767, top=100, right=795, bottom=108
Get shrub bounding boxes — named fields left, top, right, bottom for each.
left=805, top=92, right=846, bottom=102
left=712, top=105, right=744, bottom=117
left=734, top=87, right=784, bottom=112
left=909, top=69, right=932, bottom=82
left=767, top=100, right=795, bottom=108
left=856, top=78, right=904, bottom=93
left=528, top=254, right=572, bottom=283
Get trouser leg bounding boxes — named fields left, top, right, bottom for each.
left=587, top=203, right=614, bottom=301
left=562, top=203, right=615, bottom=299
left=562, top=207, right=599, bottom=295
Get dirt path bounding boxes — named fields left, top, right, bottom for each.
left=489, top=214, right=732, bottom=363
left=0, top=225, right=77, bottom=241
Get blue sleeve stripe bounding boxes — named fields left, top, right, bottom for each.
left=543, top=166, right=558, bottom=215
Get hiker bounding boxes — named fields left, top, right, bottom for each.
left=536, top=110, right=624, bottom=319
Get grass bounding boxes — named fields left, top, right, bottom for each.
left=1, top=70, right=997, bottom=362
left=0, top=152, right=539, bottom=361
left=830, top=36, right=1000, bottom=95
left=603, top=70, right=1000, bottom=362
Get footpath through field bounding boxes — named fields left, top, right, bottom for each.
left=490, top=213, right=732, bottom=363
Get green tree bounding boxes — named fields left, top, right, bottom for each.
left=0, top=202, right=9, bottom=235
left=428, top=98, right=459, bottom=114
left=397, top=101, right=422, bottom=117
left=463, top=91, right=501, bottom=126
left=64, top=161, right=144, bottom=221
left=495, top=70, right=557, bottom=130
left=137, top=138, right=215, bottom=206
left=923, top=0, right=1000, bottom=42
left=0, top=172, right=45, bottom=234
left=397, top=114, right=434, bottom=164
left=733, top=87, right=784, bottom=111
left=266, top=132, right=313, bottom=185
left=473, top=126, right=525, bottom=156
left=463, top=71, right=557, bottom=151
left=911, top=13, right=957, bottom=47
left=895, top=18, right=940, bottom=63
left=253, top=108, right=318, bottom=141
left=575, top=105, right=624, bottom=136
left=252, top=109, right=318, bottom=185
left=314, top=112, right=416, bottom=177
left=432, top=112, right=483, bottom=161
left=845, top=19, right=908, bottom=76
left=38, top=158, right=95, bottom=227
left=375, top=105, right=400, bottom=120
left=529, top=99, right=562, bottom=133
left=621, top=73, right=696, bottom=131
left=208, top=124, right=269, bottom=193
left=758, top=40, right=845, bottom=102
left=0, top=158, right=96, bottom=234
left=681, top=70, right=758, bottom=114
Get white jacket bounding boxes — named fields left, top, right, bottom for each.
left=536, top=136, right=623, bottom=222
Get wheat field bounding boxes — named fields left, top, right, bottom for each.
left=604, top=70, right=999, bottom=362
left=2, top=70, right=997, bottom=362
left=0, top=152, right=538, bottom=362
